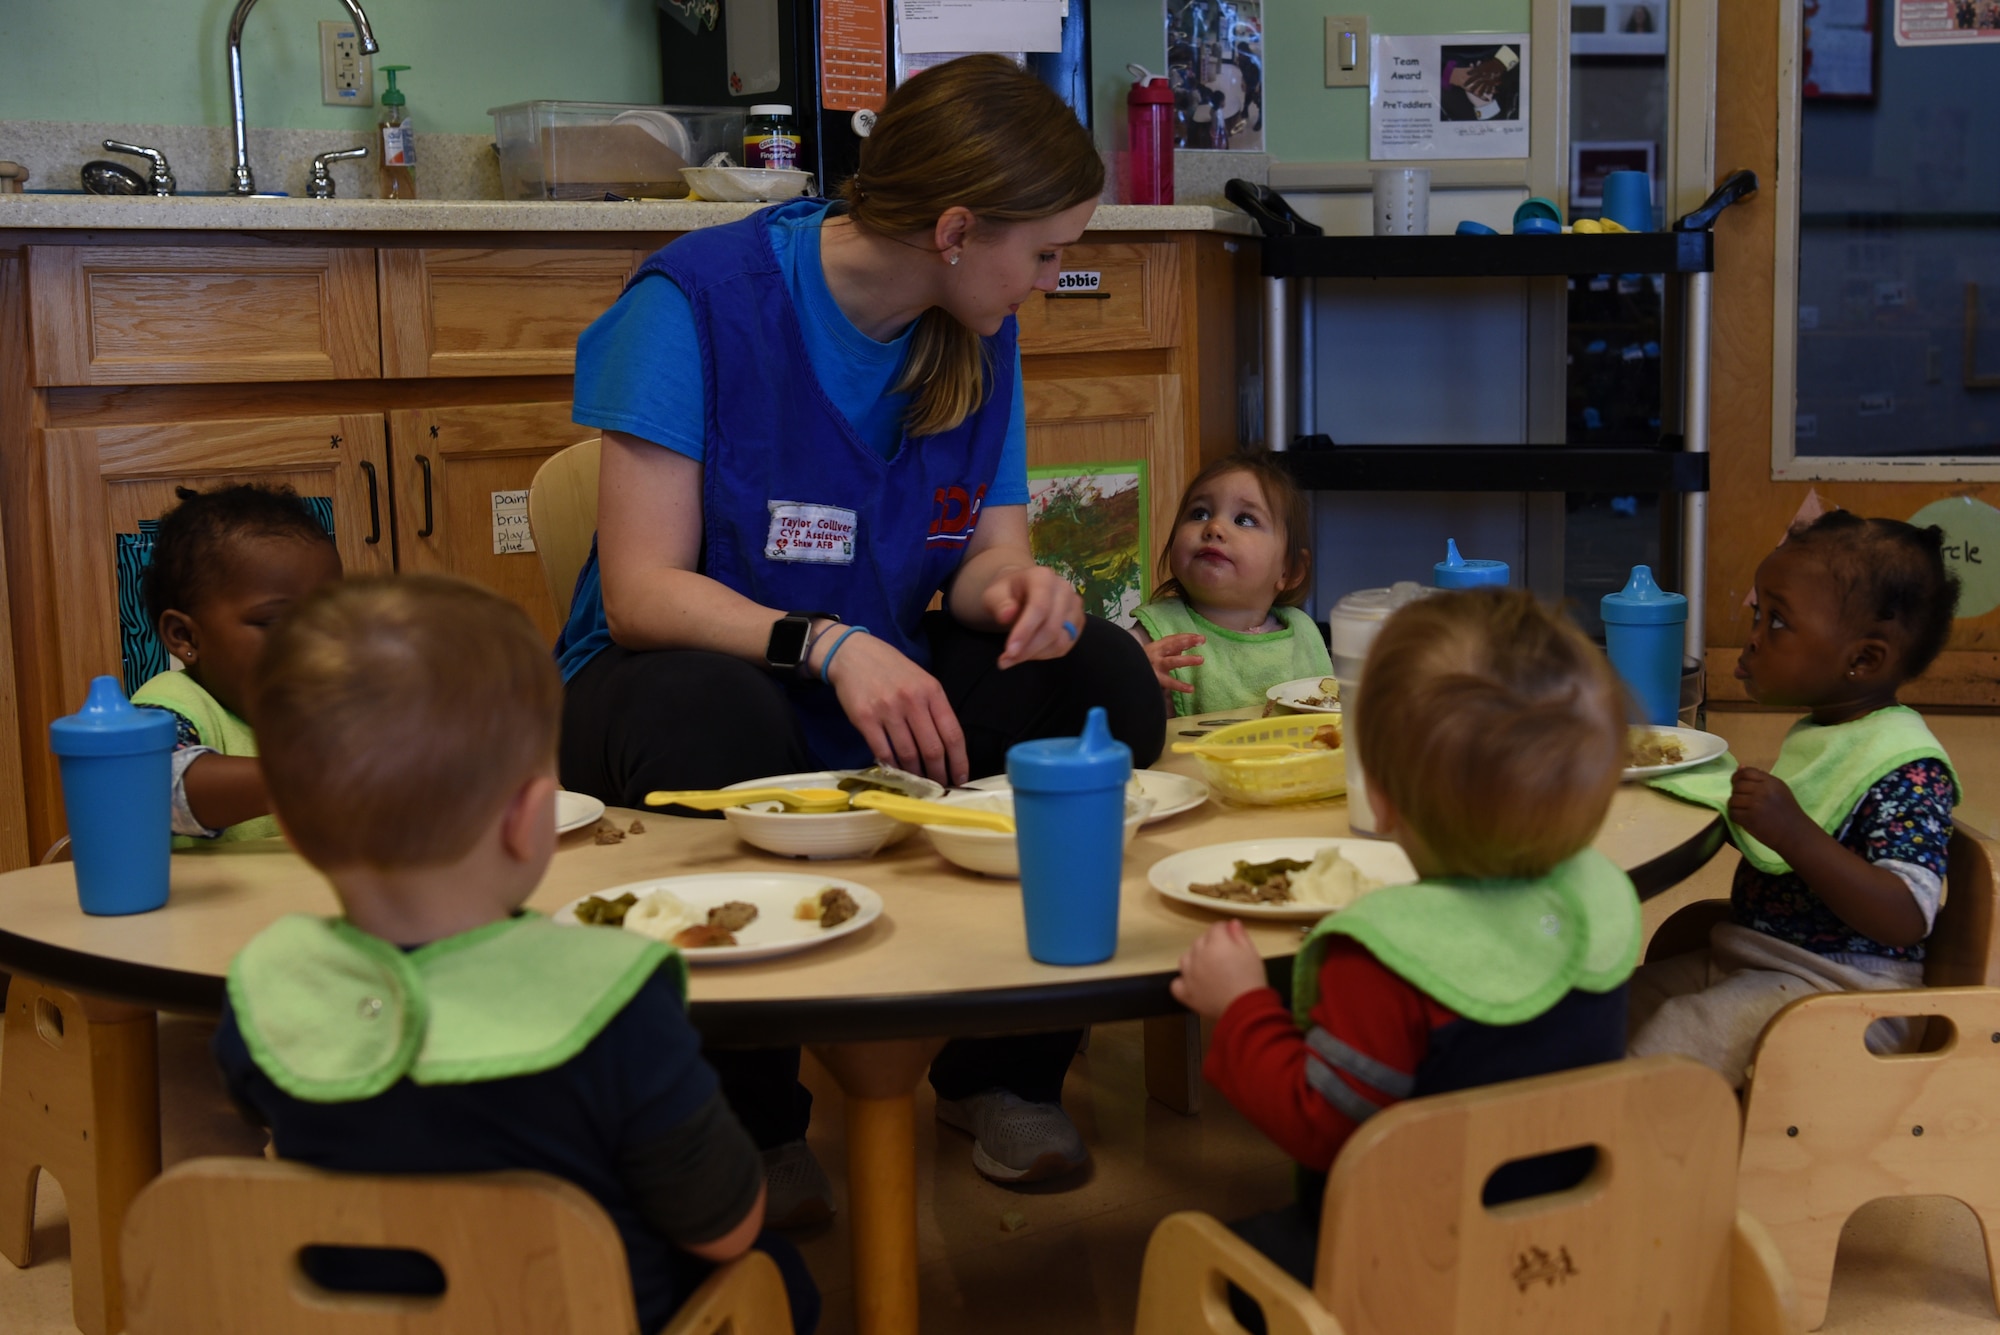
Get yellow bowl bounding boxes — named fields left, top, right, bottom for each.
left=1191, top=716, right=1346, bottom=805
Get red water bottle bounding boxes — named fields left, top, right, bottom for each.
left=1126, top=65, right=1174, bottom=206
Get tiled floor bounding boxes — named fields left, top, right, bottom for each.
left=4, top=705, right=1999, bottom=1333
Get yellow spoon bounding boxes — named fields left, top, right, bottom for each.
left=847, top=791, right=1017, bottom=832
left=643, top=786, right=852, bottom=812
left=1169, top=741, right=1317, bottom=759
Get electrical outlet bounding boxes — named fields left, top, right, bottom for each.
left=320, top=19, right=373, bottom=107
left=1325, top=16, right=1370, bottom=88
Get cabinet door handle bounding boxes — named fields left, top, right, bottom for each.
left=360, top=460, right=382, bottom=545
left=1044, top=291, right=1112, bottom=300
left=416, top=454, right=435, bottom=537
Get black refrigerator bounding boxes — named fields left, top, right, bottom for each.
left=657, top=0, right=1091, bottom=192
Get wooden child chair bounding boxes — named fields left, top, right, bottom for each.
left=528, top=436, right=602, bottom=621
left=1132, top=1055, right=1801, bottom=1335
left=122, top=1156, right=793, bottom=1335
left=0, top=975, right=162, bottom=1335
left=1730, top=822, right=2000, bottom=1329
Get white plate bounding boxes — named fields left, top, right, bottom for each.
left=964, top=769, right=1208, bottom=824
left=552, top=872, right=882, bottom=963
left=1266, top=676, right=1342, bottom=714
left=555, top=790, right=607, bottom=836
left=1148, top=837, right=1418, bottom=921
left=679, top=166, right=813, bottom=202
left=1623, top=726, right=1729, bottom=781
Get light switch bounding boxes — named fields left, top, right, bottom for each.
left=1325, top=16, right=1369, bottom=88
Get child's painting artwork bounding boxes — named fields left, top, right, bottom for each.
left=1026, top=463, right=1148, bottom=628
left=115, top=497, right=336, bottom=695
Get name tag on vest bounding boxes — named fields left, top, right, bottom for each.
left=765, top=501, right=858, bottom=564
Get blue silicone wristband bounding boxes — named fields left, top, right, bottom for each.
left=819, top=625, right=869, bottom=683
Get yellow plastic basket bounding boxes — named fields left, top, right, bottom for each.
left=1192, top=716, right=1346, bottom=805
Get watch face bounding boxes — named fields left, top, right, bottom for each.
left=768, top=616, right=812, bottom=667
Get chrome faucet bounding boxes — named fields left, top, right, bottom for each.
left=228, top=0, right=379, bottom=196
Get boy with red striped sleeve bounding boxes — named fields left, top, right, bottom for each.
left=1173, top=588, right=1642, bottom=1296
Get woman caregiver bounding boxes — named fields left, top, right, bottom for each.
left=556, top=56, right=1166, bottom=1224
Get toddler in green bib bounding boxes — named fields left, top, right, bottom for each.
left=212, top=575, right=817, bottom=1333
left=1632, top=512, right=1962, bottom=1087
left=130, top=484, right=341, bottom=846
left=1170, top=588, right=1638, bottom=1319
left=1132, top=454, right=1331, bottom=716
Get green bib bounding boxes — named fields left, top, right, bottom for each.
left=1132, top=600, right=1334, bottom=717
left=227, top=914, right=685, bottom=1103
left=131, top=670, right=280, bottom=844
left=1293, top=849, right=1641, bottom=1028
left=1648, top=705, right=1957, bottom=876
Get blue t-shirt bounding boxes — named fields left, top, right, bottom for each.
left=213, top=971, right=729, bottom=1334
left=560, top=202, right=1029, bottom=680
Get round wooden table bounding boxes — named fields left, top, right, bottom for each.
left=0, top=727, right=1721, bottom=1335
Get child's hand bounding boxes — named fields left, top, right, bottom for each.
left=1171, top=919, right=1269, bottom=1019
left=1144, top=631, right=1205, bottom=694
left=1729, top=767, right=1813, bottom=851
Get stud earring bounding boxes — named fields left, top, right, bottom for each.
left=948, top=252, right=960, bottom=266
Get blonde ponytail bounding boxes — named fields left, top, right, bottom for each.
left=838, top=54, right=1103, bottom=438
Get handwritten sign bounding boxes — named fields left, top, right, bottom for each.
left=492, top=490, right=535, bottom=556
left=1910, top=496, right=2000, bottom=617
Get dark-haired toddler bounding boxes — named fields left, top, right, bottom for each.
left=1632, top=511, right=1962, bottom=1085
left=132, top=484, right=342, bottom=844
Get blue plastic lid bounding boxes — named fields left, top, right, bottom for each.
left=1514, top=216, right=1561, bottom=236
left=49, top=675, right=176, bottom=757
left=1006, top=706, right=1132, bottom=793
left=1433, top=538, right=1510, bottom=588
left=1600, top=565, right=1688, bottom=625
left=1455, top=220, right=1497, bottom=236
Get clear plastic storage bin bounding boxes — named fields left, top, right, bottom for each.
left=489, top=101, right=744, bottom=200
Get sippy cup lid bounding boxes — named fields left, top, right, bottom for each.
left=1600, top=564, right=1688, bottom=625
left=49, top=675, right=176, bottom=757
left=1006, top=706, right=1133, bottom=792
left=1433, top=538, right=1510, bottom=589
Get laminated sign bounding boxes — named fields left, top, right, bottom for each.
left=492, top=490, right=535, bottom=555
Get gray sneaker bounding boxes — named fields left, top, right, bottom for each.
left=761, top=1140, right=834, bottom=1229
left=935, top=1089, right=1089, bottom=1183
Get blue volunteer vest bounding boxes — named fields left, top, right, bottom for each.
left=636, top=201, right=1016, bottom=766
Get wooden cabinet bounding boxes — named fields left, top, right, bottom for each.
left=0, top=224, right=1248, bottom=864
left=39, top=413, right=394, bottom=699
left=379, top=248, right=643, bottom=378
left=387, top=401, right=588, bottom=642
left=27, top=246, right=379, bottom=386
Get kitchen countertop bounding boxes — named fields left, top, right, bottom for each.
left=0, top=195, right=1256, bottom=236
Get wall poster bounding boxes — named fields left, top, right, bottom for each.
left=1167, top=0, right=1264, bottom=151
left=1026, top=462, right=1148, bottom=628
left=1895, top=0, right=2000, bottom=44
left=1369, top=34, right=1530, bottom=160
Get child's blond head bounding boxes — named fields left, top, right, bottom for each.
left=1356, top=589, right=1625, bottom=879
left=250, top=575, right=561, bottom=871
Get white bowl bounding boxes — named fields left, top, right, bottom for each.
left=922, top=790, right=1153, bottom=878
left=718, top=770, right=944, bottom=860
left=680, top=166, right=813, bottom=202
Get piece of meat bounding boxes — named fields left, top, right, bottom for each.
left=818, top=886, right=859, bottom=928
left=707, top=901, right=760, bottom=933
left=594, top=822, right=626, bottom=845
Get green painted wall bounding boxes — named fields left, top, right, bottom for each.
left=1089, top=0, right=1531, bottom=162
left=0, top=0, right=663, bottom=136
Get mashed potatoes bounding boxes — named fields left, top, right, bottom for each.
left=620, top=889, right=701, bottom=942
left=1287, top=845, right=1387, bottom=910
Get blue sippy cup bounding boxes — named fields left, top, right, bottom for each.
left=1601, top=566, right=1689, bottom=726
left=49, top=675, right=176, bottom=916
left=1006, top=707, right=1132, bottom=966
left=1433, top=538, right=1510, bottom=588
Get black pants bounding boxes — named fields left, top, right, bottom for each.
left=561, top=612, right=1163, bottom=1146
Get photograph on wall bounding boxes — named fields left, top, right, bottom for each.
left=1572, top=140, right=1656, bottom=206
left=1167, top=0, right=1264, bottom=151
left=1370, top=33, right=1530, bottom=160
left=1896, top=0, right=2000, bottom=44
left=1026, top=463, right=1149, bottom=628
left=1570, top=0, right=1669, bottom=55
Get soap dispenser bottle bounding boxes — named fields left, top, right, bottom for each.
left=377, top=65, right=417, bottom=199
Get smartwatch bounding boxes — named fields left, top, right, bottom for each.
left=766, top=611, right=838, bottom=674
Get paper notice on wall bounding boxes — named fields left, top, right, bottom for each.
left=1895, top=0, right=2000, bottom=44
left=492, top=490, right=535, bottom=555
left=1369, top=34, right=1530, bottom=160
left=822, top=0, right=889, bottom=111
left=896, top=0, right=1063, bottom=54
